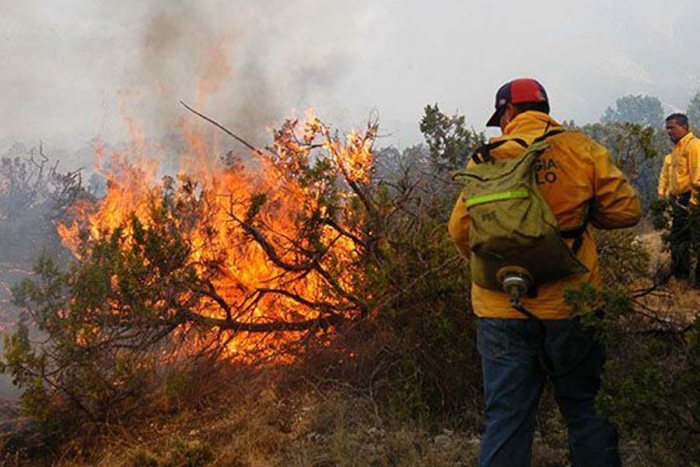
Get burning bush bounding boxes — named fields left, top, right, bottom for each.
left=1, top=111, right=481, bottom=440
left=3, top=115, right=382, bottom=420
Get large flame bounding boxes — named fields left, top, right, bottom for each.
left=57, top=111, right=377, bottom=362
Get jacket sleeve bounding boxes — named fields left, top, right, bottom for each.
left=658, top=155, right=671, bottom=198
left=689, top=140, right=700, bottom=205
left=588, top=141, right=642, bottom=230
left=448, top=191, right=471, bottom=258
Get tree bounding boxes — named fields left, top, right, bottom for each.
left=419, top=104, right=484, bottom=172
left=1, top=118, right=382, bottom=424
left=687, top=91, right=700, bottom=130
left=579, top=121, right=663, bottom=210
left=0, top=145, right=87, bottom=264
left=601, top=94, right=664, bottom=129
left=0, top=144, right=89, bottom=343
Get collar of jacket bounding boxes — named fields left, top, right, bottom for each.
left=676, top=131, right=696, bottom=150
left=491, top=111, right=562, bottom=144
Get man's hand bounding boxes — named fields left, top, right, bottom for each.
left=691, top=187, right=700, bottom=209
left=689, top=196, right=700, bottom=213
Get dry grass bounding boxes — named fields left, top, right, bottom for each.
left=44, top=362, right=644, bottom=467
left=42, top=365, right=483, bottom=467
left=634, top=230, right=700, bottom=324
left=51, top=373, right=651, bottom=467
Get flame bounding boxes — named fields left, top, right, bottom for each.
left=57, top=36, right=378, bottom=362
left=58, top=113, right=377, bottom=363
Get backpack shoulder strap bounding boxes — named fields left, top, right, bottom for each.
left=471, top=126, right=566, bottom=165
left=471, top=137, right=528, bottom=164
left=560, top=213, right=589, bottom=254
left=533, top=127, right=566, bottom=144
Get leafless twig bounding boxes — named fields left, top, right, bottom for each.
left=179, top=101, right=272, bottom=157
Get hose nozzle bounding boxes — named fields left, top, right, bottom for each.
left=497, top=267, right=533, bottom=307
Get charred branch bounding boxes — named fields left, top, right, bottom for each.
left=179, top=101, right=271, bottom=157
left=229, top=211, right=318, bottom=273
left=322, top=217, right=366, bottom=249
left=255, top=287, right=341, bottom=315
left=226, top=210, right=368, bottom=314
left=196, top=279, right=233, bottom=322
left=180, top=306, right=342, bottom=332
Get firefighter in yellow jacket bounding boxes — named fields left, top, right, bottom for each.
left=449, top=78, right=641, bottom=467
left=664, top=113, right=700, bottom=283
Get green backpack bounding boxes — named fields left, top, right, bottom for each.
left=452, top=130, right=588, bottom=299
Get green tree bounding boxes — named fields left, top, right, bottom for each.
left=579, top=121, right=663, bottom=209
left=687, top=91, right=700, bottom=130
left=419, top=104, right=484, bottom=172
left=368, top=142, right=477, bottom=418
left=601, top=94, right=664, bottom=129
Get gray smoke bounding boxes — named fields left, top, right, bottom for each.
left=0, top=0, right=375, bottom=162
left=116, top=0, right=372, bottom=151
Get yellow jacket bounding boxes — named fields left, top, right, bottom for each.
left=448, top=111, right=642, bottom=319
left=657, top=154, right=672, bottom=198
left=669, top=132, right=700, bottom=204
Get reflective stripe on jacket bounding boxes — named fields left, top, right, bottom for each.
left=448, top=111, right=642, bottom=319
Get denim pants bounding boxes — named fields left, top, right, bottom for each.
left=477, top=318, right=621, bottom=467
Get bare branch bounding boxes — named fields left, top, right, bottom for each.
left=181, top=306, right=342, bottom=332
left=179, top=101, right=272, bottom=157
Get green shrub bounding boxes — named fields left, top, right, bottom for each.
left=164, top=438, right=214, bottom=467
left=566, top=283, right=700, bottom=466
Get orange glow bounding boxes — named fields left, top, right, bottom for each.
left=58, top=113, right=377, bottom=363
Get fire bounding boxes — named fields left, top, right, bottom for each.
left=57, top=112, right=377, bottom=362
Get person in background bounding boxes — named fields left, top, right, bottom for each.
left=657, top=153, right=672, bottom=199
left=449, top=78, right=641, bottom=466
left=664, top=113, right=700, bottom=285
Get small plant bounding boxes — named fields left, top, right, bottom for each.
left=129, top=449, right=159, bottom=467
left=163, top=438, right=214, bottom=467
left=649, top=198, right=671, bottom=231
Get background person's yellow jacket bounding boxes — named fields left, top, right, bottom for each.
left=669, top=132, right=700, bottom=204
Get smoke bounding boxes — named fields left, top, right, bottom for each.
left=10, top=0, right=698, bottom=160
left=108, top=0, right=375, bottom=150
left=0, top=0, right=377, bottom=162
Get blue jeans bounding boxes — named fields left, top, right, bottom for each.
left=477, top=318, right=621, bottom=467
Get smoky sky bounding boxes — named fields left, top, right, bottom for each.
left=2, top=0, right=700, bottom=159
